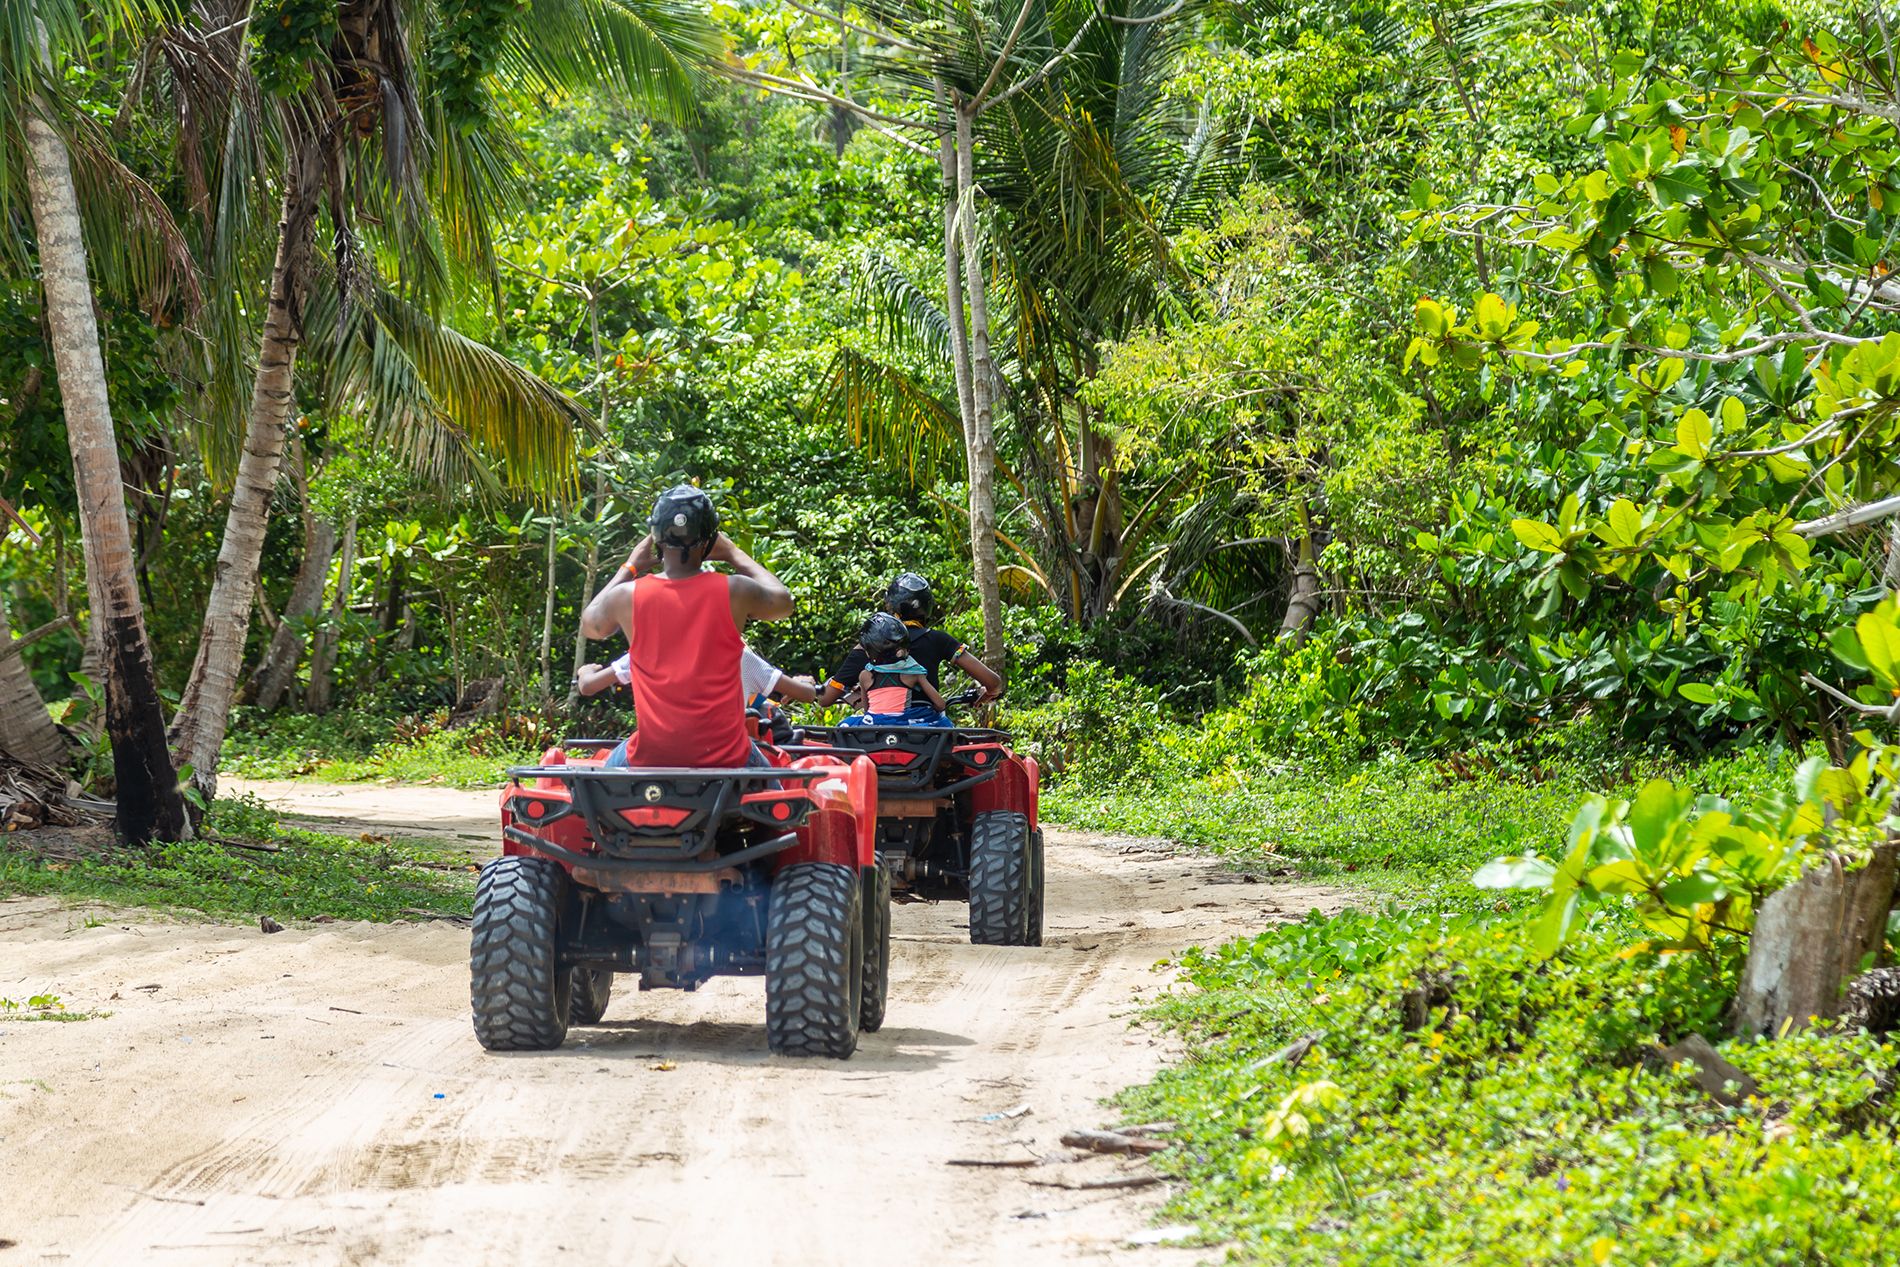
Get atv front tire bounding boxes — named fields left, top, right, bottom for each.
left=570, top=966, right=614, bottom=1025
left=470, top=857, right=573, bottom=1051
left=860, top=864, right=892, bottom=1033
left=766, top=862, right=864, bottom=1058
left=969, top=811, right=1032, bottom=946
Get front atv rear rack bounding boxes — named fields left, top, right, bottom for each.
left=504, top=766, right=829, bottom=872
left=788, top=727, right=1010, bottom=799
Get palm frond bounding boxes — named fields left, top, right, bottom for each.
left=814, top=347, right=966, bottom=488
left=852, top=247, right=957, bottom=363
left=509, top=0, right=718, bottom=120
left=319, top=283, right=585, bottom=499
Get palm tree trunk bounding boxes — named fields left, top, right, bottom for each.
left=252, top=516, right=337, bottom=712
left=170, top=152, right=324, bottom=798
left=23, top=94, right=186, bottom=843
left=954, top=99, right=1005, bottom=669
left=935, top=79, right=976, bottom=435
left=0, top=589, right=66, bottom=771
left=250, top=439, right=333, bottom=711
left=306, top=514, right=355, bottom=714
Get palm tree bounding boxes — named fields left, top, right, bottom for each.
left=158, top=0, right=716, bottom=796
left=4, top=0, right=192, bottom=841
left=803, top=0, right=1236, bottom=629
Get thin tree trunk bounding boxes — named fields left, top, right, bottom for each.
left=170, top=152, right=323, bottom=798
left=1278, top=499, right=1323, bottom=645
left=252, top=515, right=336, bottom=712
left=0, top=588, right=66, bottom=770
left=23, top=91, right=185, bottom=842
left=539, top=518, right=558, bottom=710
left=954, top=98, right=1005, bottom=670
left=306, top=514, right=355, bottom=715
left=936, top=79, right=976, bottom=437
left=568, top=470, right=608, bottom=710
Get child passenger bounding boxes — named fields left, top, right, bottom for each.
left=839, top=613, right=953, bottom=728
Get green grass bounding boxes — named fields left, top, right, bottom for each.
left=0, top=794, right=475, bottom=923
left=220, top=708, right=540, bottom=789
left=1122, top=909, right=1900, bottom=1264
left=1042, top=743, right=1802, bottom=897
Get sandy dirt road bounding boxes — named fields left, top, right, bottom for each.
left=0, top=783, right=1348, bottom=1266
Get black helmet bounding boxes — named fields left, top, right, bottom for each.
left=860, top=612, right=910, bottom=661
left=885, top=572, right=934, bottom=623
left=647, top=485, right=717, bottom=560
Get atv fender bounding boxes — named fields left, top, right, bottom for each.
left=778, top=755, right=878, bottom=869
left=970, top=754, right=1037, bottom=825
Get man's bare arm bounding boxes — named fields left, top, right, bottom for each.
left=710, top=533, right=793, bottom=623
left=580, top=538, right=652, bottom=639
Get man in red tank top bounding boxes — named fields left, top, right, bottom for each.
left=578, top=486, right=792, bottom=769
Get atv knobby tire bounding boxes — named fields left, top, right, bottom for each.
left=766, top=862, right=864, bottom=1058
left=1025, top=827, right=1045, bottom=947
left=969, top=811, right=1032, bottom=946
left=570, top=966, right=614, bottom=1025
left=860, top=864, right=892, bottom=1033
left=470, top=856, right=573, bottom=1051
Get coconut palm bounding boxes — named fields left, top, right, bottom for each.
left=3, top=0, right=194, bottom=841
left=807, top=0, right=1237, bottom=626
left=154, top=0, right=717, bottom=796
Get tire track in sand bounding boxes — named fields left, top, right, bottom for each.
left=1, top=789, right=1351, bottom=1266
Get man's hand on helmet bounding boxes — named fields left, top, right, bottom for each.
left=624, top=535, right=656, bottom=575
left=705, top=532, right=737, bottom=564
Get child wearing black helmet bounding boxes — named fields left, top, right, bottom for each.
left=815, top=573, right=1003, bottom=707
left=838, top=613, right=952, bottom=728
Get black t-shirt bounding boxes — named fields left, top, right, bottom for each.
left=827, top=625, right=967, bottom=692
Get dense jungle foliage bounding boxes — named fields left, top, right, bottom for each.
left=7, top=0, right=1900, bottom=1258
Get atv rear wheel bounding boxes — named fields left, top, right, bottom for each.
left=860, top=864, right=892, bottom=1033
left=1025, top=828, right=1045, bottom=947
left=570, top=966, right=614, bottom=1025
left=766, top=862, right=864, bottom=1058
left=969, top=811, right=1032, bottom=946
left=470, top=857, right=573, bottom=1051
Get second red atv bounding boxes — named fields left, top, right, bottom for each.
left=473, top=741, right=886, bottom=1058
left=795, top=691, right=1043, bottom=946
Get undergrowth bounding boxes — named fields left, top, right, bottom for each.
left=221, top=708, right=544, bottom=789
left=1126, top=910, right=1900, bottom=1264
left=0, top=794, right=475, bottom=923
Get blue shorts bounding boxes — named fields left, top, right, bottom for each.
left=603, top=740, right=777, bottom=768
left=840, top=707, right=952, bottom=729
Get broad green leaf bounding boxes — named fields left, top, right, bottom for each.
left=1473, top=855, right=1558, bottom=890
left=1606, top=498, right=1643, bottom=546
left=1856, top=608, right=1900, bottom=686
left=1628, top=778, right=1689, bottom=861
left=1530, top=891, right=1582, bottom=958
left=1659, top=872, right=1728, bottom=908
left=1678, top=682, right=1719, bottom=704
left=1675, top=408, right=1713, bottom=458
left=1829, top=625, right=1872, bottom=672
left=1512, top=519, right=1565, bottom=553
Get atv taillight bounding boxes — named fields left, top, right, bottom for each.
left=868, top=751, right=916, bottom=767
left=525, top=800, right=547, bottom=818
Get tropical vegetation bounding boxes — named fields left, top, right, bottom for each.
left=4, top=0, right=1900, bottom=1256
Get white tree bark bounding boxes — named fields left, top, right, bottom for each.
left=955, top=99, right=1006, bottom=669
left=23, top=88, right=185, bottom=840
left=0, top=589, right=65, bottom=770
left=170, top=156, right=323, bottom=797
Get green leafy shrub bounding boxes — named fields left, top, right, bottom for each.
left=1130, top=914, right=1900, bottom=1265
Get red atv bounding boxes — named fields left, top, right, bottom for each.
left=473, top=740, right=886, bottom=1058
left=795, top=689, right=1043, bottom=946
